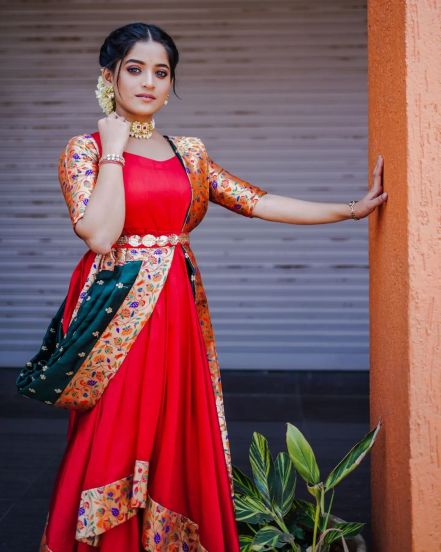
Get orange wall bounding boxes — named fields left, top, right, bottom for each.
left=406, top=0, right=441, bottom=548
left=369, top=0, right=441, bottom=550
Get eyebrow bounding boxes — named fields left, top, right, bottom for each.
left=124, top=59, right=170, bottom=69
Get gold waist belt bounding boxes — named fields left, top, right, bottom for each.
left=114, top=232, right=190, bottom=248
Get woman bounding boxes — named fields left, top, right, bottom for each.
left=26, top=21, right=386, bottom=552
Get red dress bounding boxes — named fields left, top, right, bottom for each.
left=40, top=132, right=240, bottom=552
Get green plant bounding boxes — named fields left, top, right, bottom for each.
left=232, top=420, right=381, bottom=551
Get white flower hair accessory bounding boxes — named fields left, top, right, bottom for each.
left=95, top=74, right=115, bottom=115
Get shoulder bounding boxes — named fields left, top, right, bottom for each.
left=59, top=133, right=99, bottom=161
left=166, top=135, right=207, bottom=155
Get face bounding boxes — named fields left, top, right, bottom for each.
left=102, top=40, right=172, bottom=121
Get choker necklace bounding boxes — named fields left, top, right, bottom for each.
left=129, top=118, right=155, bottom=139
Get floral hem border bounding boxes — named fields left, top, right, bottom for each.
left=40, top=459, right=208, bottom=551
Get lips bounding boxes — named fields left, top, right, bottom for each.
left=136, top=94, right=156, bottom=99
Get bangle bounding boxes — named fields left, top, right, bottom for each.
left=348, top=200, right=360, bottom=220
left=99, top=159, right=125, bottom=168
left=99, top=153, right=125, bottom=167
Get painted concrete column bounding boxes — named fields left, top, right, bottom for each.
left=368, top=0, right=441, bottom=550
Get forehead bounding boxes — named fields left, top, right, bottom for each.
left=124, top=40, right=169, bottom=64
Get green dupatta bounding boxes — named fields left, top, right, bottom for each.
left=16, top=260, right=141, bottom=406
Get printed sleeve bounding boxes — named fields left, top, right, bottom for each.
left=202, top=142, right=268, bottom=218
left=58, top=134, right=99, bottom=230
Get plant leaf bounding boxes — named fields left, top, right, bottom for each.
left=269, top=451, right=297, bottom=517
left=292, top=498, right=326, bottom=531
left=239, top=534, right=255, bottom=552
left=306, top=482, right=323, bottom=502
left=325, top=420, right=381, bottom=491
left=252, top=525, right=287, bottom=549
left=233, top=465, right=261, bottom=499
left=234, top=493, right=273, bottom=525
left=286, top=423, right=320, bottom=485
left=322, top=521, right=365, bottom=545
left=249, top=432, right=275, bottom=506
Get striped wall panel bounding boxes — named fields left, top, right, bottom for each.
left=0, top=0, right=368, bottom=369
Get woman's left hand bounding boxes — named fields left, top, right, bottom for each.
left=352, top=155, right=388, bottom=219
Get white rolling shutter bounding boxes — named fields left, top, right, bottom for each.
left=1, top=0, right=368, bottom=370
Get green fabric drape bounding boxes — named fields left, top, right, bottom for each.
left=16, top=260, right=142, bottom=406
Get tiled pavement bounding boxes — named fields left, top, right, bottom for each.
left=0, top=369, right=371, bottom=551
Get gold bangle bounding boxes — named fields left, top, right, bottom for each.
left=348, top=200, right=360, bottom=220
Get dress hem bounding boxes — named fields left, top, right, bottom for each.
left=40, top=459, right=209, bottom=551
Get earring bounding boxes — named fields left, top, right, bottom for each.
left=164, top=95, right=169, bottom=106
left=95, top=74, right=116, bottom=115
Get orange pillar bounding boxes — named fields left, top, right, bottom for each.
left=368, top=1, right=441, bottom=550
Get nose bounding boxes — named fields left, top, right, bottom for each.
left=142, top=71, right=155, bottom=88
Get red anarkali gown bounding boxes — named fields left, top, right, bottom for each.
left=40, top=132, right=240, bottom=552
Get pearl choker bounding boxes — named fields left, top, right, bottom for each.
left=129, top=118, right=155, bottom=139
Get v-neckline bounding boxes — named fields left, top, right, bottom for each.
left=90, top=131, right=180, bottom=164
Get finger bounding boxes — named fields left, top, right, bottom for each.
left=367, top=156, right=383, bottom=198
left=367, top=183, right=383, bottom=201
left=372, top=155, right=383, bottom=182
left=368, top=182, right=384, bottom=200
left=372, top=157, right=383, bottom=181
left=374, top=192, right=388, bottom=205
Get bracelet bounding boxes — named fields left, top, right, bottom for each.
left=348, top=200, right=360, bottom=220
left=99, top=153, right=125, bottom=167
left=99, top=159, right=125, bottom=168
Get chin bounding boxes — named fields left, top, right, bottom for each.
left=127, top=108, right=156, bottom=118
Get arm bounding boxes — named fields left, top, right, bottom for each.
left=252, top=155, right=387, bottom=224
left=58, top=134, right=126, bottom=253
left=252, top=194, right=355, bottom=224
left=205, top=142, right=386, bottom=224
left=207, top=154, right=268, bottom=218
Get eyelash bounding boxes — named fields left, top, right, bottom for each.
left=127, top=67, right=168, bottom=78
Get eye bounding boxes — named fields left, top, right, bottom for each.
left=127, top=67, right=168, bottom=78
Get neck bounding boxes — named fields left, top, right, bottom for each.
left=115, top=108, right=153, bottom=123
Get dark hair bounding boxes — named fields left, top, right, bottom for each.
left=99, top=22, right=181, bottom=99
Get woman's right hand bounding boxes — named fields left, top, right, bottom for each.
left=98, top=112, right=131, bottom=156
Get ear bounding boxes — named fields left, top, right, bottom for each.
left=101, top=67, right=113, bottom=86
